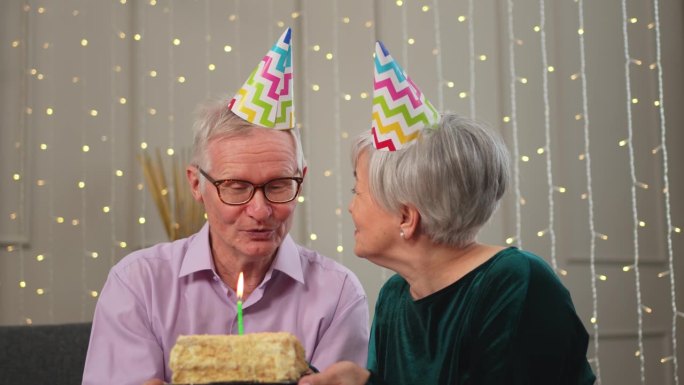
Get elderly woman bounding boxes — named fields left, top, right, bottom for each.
left=298, top=112, right=596, bottom=385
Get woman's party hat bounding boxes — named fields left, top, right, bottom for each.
left=371, top=41, right=439, bottom=151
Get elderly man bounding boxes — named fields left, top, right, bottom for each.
left=83, top=29, right=369, bottom=385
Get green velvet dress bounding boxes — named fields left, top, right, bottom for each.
left=366, top=247, right=596, bottom=385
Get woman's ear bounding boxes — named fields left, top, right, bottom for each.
left=399, top=204, right=420, bottom=239
left=186, top=166, right=204, bottom=203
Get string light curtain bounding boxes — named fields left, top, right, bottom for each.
left=0, top=1, right=682, bottom=383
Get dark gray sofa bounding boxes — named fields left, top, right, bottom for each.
left=0, top=322, right=92, bottom=385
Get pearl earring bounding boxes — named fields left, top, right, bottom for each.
left=400, top=229, right=405, bottom=238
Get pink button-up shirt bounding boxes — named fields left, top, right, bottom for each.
left=82, top=223, right=369, bottom=385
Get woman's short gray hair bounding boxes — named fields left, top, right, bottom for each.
left=190, top=95, right=306, bottom=173
left=352, top=112, right=510, bottom=248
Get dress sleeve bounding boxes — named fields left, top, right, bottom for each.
left=82, top=268, right=165, bottom=385
left=308, top=274, right=370, bottom=371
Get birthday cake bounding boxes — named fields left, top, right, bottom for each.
left=169, top=332, right=309, bottom=384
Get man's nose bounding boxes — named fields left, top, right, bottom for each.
left=245, top=188, right=272, bottom=219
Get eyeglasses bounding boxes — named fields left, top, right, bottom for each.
left=197, top=167, right=303, bottom=205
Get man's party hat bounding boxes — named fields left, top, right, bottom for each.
left=228, top=28, right=294, bottom=129
left=371, top=41, right=439, bottom=151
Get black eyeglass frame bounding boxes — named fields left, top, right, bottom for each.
left=197, top=167, right=303, bottom=205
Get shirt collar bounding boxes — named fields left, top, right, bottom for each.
left=270, top=235, right=305, bottom=284
left=179, top=222, right=305, bottom=285
left=179, top=222, right=214, bottom=277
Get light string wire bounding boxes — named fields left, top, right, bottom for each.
left=46, top=4, right=56, bottom=322
left=204, top=0, right=211, bottom=98
left=109, top=0, right=118, bottom=270
left=620, top=0, right=646, bottom=382
left=430, top=0, right=444, bottom=111
left=17, top=1, right=31, bottom=323
left=505, top=0, right=522, bottom=249
left=537, top=0, right=557, bottom=271
left=332, top=0, right=344, bottom=263
left=79, top=0, right=89, bottom=321
left=467, top=0, right=476, bottom=117
left=370, top=0, right=389, bottom=283
left=139, top=1, right=149, bottom=245
left=235, top=1, right=241, bottom=77
left=268, top=2, right=273, bottom=44
left=577, top=0, right=601, bottom=382
left=167, top=1, right=176, bottom=230
left=301, top=0, right=314, bottom=249
left=652, top=0, right=679, bottom=381
left=401, top=1, right=408, bottom=71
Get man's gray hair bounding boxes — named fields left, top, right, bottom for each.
left=191, top=95, right=306, bottom=173
left=351, top=113, right=510, bottom=248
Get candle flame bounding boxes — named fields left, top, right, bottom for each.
left=237, top=272, right=244, bottom=300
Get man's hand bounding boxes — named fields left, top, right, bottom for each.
left=298, top=361, right=370, bottom=385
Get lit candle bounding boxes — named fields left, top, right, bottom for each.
left=236, top=272, right=244, bottom=335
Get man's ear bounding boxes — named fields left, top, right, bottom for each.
left=186, top=166, right=204, bottom=203
left=399, top=204, right=420, bottom=239
left=302, top=165, right=308, bottom=178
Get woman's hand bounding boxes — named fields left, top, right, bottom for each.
left=298, top=361, right=370, bottom=385
left=142, top=379, right=165, bottom=385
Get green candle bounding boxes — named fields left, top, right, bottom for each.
left=237, top=299, right=244, bottom=335
left=237, top=272, right=244, bottom=335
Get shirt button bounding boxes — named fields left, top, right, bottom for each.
left=213, top=276, right=219, bottom=281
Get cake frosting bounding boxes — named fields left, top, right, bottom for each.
left=170, top=332, right=308, bottom=384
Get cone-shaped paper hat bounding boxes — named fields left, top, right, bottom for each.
left=371, top=41, right=439, bottom=151
left=228, top=28, right=294, bottom=129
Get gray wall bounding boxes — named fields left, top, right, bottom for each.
left=1, top=0, right=682, bottom=383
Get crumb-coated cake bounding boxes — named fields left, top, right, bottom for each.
left=170, top=332, right=309, bottom=384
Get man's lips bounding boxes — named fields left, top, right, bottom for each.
left=242, top=229, right=276, bottom=239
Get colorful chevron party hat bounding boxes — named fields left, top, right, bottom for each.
left=228, top=28, right=294, bottom=129
left=371, top=41, right=439, bottom=151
